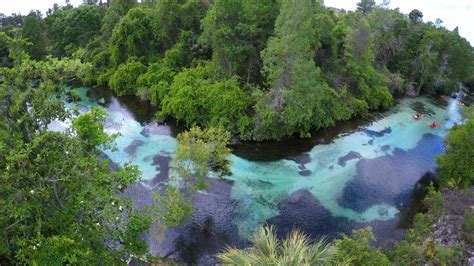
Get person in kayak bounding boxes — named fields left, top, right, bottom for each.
left=429, top=122, right=440, bottom=128
left=413, top=113, right=424, bottom=120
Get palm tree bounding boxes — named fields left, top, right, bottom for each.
left=217, top=226, right=337, bottom=265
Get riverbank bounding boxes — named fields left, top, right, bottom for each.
left=54, top=85, right=466, bottom=264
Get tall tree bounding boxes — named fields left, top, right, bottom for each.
left=408, top=9, right=423, bottom=23
left=0, top=44, right=150, bottom=264
left=201, top=0, right=278, bottom=83
left=109, top=0, right=137, bottom=16
left=45, top=5, right=103, bottom=57
left=254, top=0, right=332, bottom=139
left=357, top=0, right=376, bottom=16
left=21, top=12, right=48, bottom=60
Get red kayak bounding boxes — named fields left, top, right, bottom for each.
left=413, top=113, right=424, bottom=120
left=429, top=122, right=440, bottom=128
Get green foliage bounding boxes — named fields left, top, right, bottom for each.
left=409, top=9, right=424, bottom=23
left=21, top=13, right=48, bottom=60
left=252, top=0, right=334, bottom=140
left=45, top=5, right=103, bottom=57
left=81, top=38, right=112, bottom=84
left=357, top=0, right=376, bottom=16
left=334, top=228, right=390, bottom=265
left=362, top=85, right=394, bottom=110
left=136, top=61, right=175, bottom=104
left=153, top=186, right=192, bottom=227
left=463, top=211, right=474, bottom=244
left=218, top=226, right=336, bottom=265
left=109, top=7, right=161, bottom=65
left=201, top=0, right=278, bottom=83
left=0, top=32, right=14, bottom=67
left=174, top=126, right=231, bottom=180
left=30, top=0, right=470, bottom=141
left=159, top=63, right=252, bottom=135
left=136, top=31, right=196, bottom=105
left=109, top=0, right=137, bottom=16
left=30, top=236, right=88, bottom=265
left=109, top=1, right=205, bottom=67
left=436, top=106, right=474, bottom=188
left=152, top=126, right=231, bottom=228
left=71, top=108, right=111, bottom=150
left=386, top=186, right=454, bottom=265
left=108, top=57, right=147, bottom=96
left=0, top=57, right=150, bottom=264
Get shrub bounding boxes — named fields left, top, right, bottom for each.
left=108, top=58, right=147, bottom=96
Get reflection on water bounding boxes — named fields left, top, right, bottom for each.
left=59, top=86, right=463, bottom=264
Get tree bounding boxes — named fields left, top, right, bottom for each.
left=357, top=0, right=376, bottom=16
left=108, top=1, right=206, bottom=67
left=218, top=226, right=336, bottom=264
left=45, top=5, right=103, bottom=57
left=334, top=228, right=390, bottom=265
left=159, top=63, right=252, bottom=135
left=368, top=8, right=408, bottom=67
left=154, top=126, right=232, bottom=227
left=409, top=9, right=423, bottom=23
left=0, top=53, right=150, bottom=264
left=108, top=57, right=147, bottom=96
left=173, top=126, right=232, bottom=181
left=0, top=32, right=14, bottom=67
left=71, top=108, right=111, bottom=150
left=254, top=0, right=336, bottom=140
left=109, top=0, right=137, bottom=16
left=436, top=106, right=474, bottom=188
left=108, top=7, right=164, bottom=65
left=200, top=0, right=278, bottom=83
left=21, top=12, right=48, bottom=60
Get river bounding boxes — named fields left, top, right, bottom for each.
left=49, top=86, right=465, bottom=264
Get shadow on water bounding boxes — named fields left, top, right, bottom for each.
left=232, top=94, right=454, bottom=162
left=87, top=86, right=187, bottom=136
left=232, top=113, right=386, bottom=162
left=87, top=86, right=156, bottom=124
left=396, top=172, right=439, bottom=229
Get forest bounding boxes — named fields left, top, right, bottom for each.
left=0, top=0, right=473, bottom=265
left=2, top=0, right=473, bottom=140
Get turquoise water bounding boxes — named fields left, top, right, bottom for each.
left=228, top=97, right=459, bottom=236
left=55, top=87, right=462, bottom=242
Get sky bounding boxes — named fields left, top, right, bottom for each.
left=0, top=0, right=472, bottom=44
left=325, top=0, right=473, bottom=44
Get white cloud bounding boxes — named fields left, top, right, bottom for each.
left=0, top=0, right=84, bottom=16
left=324, top=0, right=474, bottom=45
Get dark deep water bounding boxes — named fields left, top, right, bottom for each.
left=55, top=86, right=468, bottom=265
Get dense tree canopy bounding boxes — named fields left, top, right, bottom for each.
left=21, top=12, right=48, bottom=60
left=201, top=0, right=278, bottom=83
left=44, top=5, right=103, bottom=57
left=0, top=49, right=150, bottom=264
left=9, top=0, right=466, bottom=141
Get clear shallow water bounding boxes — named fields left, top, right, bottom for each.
left=54, top=86, right=464, bottom=263
left=228, top=97, right=459, bottom=236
